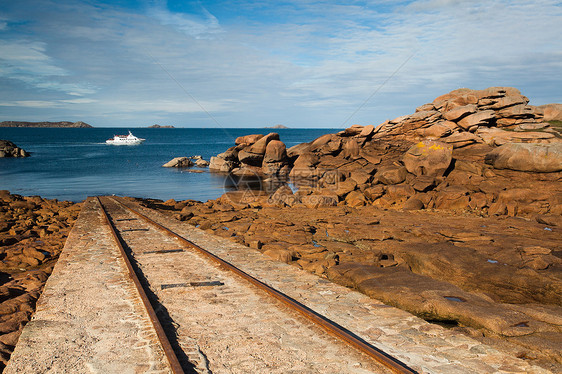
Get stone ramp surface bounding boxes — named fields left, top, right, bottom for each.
left=122, top=197, right=551, bottom=374
left=4, top=198, right=170, bottom=373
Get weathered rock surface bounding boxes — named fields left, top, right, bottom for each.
left=193, top=156, right=210, bottom=167
left=235, top=134, right=263, bottom=146
left=402, top=140, right=453, bottom=177
left=0, top=141, right=29, bottom=158
left=485, top=143, right=562, bottom=172
left=208, top=156, right=234, bottom=172
left=537, top=103, right=562, bottom=121
left=162, top=157, right=192, bottom=168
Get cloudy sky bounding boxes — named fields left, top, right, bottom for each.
left=0, top=0, right=561, bottom=128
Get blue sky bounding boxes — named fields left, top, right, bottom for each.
left=0, top=0, right=561, bottom=128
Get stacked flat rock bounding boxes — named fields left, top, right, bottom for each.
left=208, top=87, right=562, bottom=217
left=209, top=132, right=290, bottom=177
left=373, top=86, right=559, bottom=147
left=0, top=140, right=29, bottom=158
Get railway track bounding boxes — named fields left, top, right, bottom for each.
left=96, top=196, right=417, bottom=374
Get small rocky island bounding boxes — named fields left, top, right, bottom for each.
left=148, top=124, right=175, bottom=128
left=0, top=121, right=92, bottom=128
left=0, top=140, right=29, bottom=158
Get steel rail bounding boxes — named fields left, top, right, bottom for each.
left=110, top=196, right=418, bottom=374
left=95, top=197, right=184, bottom=374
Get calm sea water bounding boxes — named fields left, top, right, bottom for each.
left=0, top=128, right=333, bottom=202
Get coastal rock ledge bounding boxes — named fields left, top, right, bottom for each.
left=0, top=140, right=29, bottom=158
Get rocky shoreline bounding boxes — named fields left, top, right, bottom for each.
left=0, top=191, right=81, bottom=370
left=167, top=86, right=561, bottom=371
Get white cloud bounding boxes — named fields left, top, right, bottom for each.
left=0, top=100, right=60, bottom=108
left=0, top=40, right=96, bottom=96
left=0, top=14, right=7, bottom=30
left=61, top=98, right=98, bottom=104
left=99, top=98, right=234, bottom=114
left=406, top=0, right=474, bottom=11
left=0, top=0, right=561, bottom=127
left=0, top=41, right=67, bottom=75
left=147, top=0, right=222, bottom=38
left=0, top=97, right=100, bottom=108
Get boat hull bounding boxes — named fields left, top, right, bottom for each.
left=106, top=139, right=145, bottom=145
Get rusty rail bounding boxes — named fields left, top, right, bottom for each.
left=110, top=196, right=418, bottom=374
left=95, top=197, right=184, bottom=374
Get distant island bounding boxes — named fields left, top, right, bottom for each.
left=264, top=124, right=289, bottom=129
left=148, top=124, right=175, bottom=128
left=0, top=121, right=92, bottom=128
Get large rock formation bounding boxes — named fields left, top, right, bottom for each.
left=209, top=132, right=290, bottom=177
left=208, top=87, right=562, bottom=217
left=0, top=140, right=29, bottom=158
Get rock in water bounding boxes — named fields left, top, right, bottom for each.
left=485, top=143, right=562, bottom=172
left=209, top=156, right=235, bottom=172
left=0, top=140, right=29, bottom=158
left=162, top=157, right=193, bottom=168
left=163, top=156, right=209, bottom=168
left=195, top=158, right=209, bottom=167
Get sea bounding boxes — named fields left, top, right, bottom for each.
left=0, top=128, right=334, bottom=202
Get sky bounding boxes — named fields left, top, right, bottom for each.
left=0, top=0, right=561, bottom=128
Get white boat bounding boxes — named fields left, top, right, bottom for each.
left=106, top=131, right=145, bottom=145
